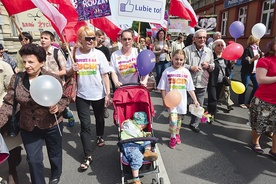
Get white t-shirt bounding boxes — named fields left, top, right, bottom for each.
left=110, top=48, right=139, bottom=84
left=157, top=66, right=195, bottom=114
left=66, top=48, right=110, bottom=100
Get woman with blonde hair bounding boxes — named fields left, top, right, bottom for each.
left=66, top=26, right=111, bottom=170
left=239, top=35, right=262, bottom=109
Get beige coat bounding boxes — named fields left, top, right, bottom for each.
left=152, top=40, right=172, bottom=63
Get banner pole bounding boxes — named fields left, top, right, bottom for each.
left=137, top=21, right=141, bottom=44
left=61, top=34, right=74, bottom=64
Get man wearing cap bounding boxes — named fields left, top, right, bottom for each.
left=121, top=112, right=158, bottom=184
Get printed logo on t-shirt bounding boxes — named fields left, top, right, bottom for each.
left=76, top=58, right=98, bottom=76
left=168, top=73, right=188, bottom=90
left=117, top=57, right=136, bottom=76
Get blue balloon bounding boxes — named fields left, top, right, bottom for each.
left=136, top=50, right=156, bottom=76
left=229, top=21, right=244, bottom=39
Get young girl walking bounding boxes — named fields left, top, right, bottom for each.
left=157, top=49, right=199, bottom=149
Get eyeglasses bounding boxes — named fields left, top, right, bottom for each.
left=216, top=44, right=224, bottom=47
left=20, top=38, right=29, bottom=41
left=196, top=36, right=206, bottom=39
left=122, top=38, right=132, bottom=41
left=85, top=37, right=96, bottom=41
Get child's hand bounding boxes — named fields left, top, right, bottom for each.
left=145, top=132, right=151, bottom=137
left=194, top=101, right=200, bottom=107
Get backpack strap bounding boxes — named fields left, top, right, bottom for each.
left=53, top=48, right=61, bottom=70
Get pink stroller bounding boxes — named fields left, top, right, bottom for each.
left=113, top=84, right=163, bottom=184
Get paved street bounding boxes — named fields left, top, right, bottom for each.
left=0, top=66, right=275, bottom=184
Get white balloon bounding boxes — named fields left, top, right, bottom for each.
left=30, top=75, right=63, bottom=107
left=251, top=23, right=266, bottom=39
left=185, top=26, right=195, bottom=35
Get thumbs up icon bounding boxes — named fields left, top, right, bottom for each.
left=120, top=0, right=134, bottom=12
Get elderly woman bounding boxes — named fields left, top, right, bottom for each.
left=249, top=38, right=276, bottom=159
left=66, top=26, right=111, bottom=170
left=239, top=35, right=262, bottom=109
left=152, top=29, right=172, bottom=85
left=0, top=44, right=69, bottom=184
left=207, top=39, right=234, bottom=123
left=110, top=29, right=148, bottom=87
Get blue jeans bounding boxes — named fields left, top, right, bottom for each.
left=189, top=88, right=206, bottom=128
left=155, top=60, right=170, bottom=86
left=76, top=97, right=105, bottom=157
left=122, top=141, right=150, bottom=170
left=21, top=123, right=63, bottom=184
left=238, top=73, right=258, bottom=105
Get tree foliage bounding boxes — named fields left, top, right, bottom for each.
left=132, top=21, right=151, bottom=37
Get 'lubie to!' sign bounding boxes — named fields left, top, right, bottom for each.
left=116, top=0, right=166, bottom=24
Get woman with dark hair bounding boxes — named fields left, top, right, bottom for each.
left=249, top=37, right=276, bottom=160
left=66, top=26, right=111, bottom=170
left=110, top=29, right=148, bottom=87
left=185, top=34, right=194, bottom=47
left=0, top=43, right=69, bottom=184
left=152, top=29, right=172, bottom=85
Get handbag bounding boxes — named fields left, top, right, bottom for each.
left=218, top=64, right=231, bottom=86
left=0, top=133, right=9, bottom=164
left=1, top=74, right=21, bottom=137
left=146, top=72, right=156, bottom=92
left=64, top=74, right=77, bottom=103
left=222, top=76, right=231, bottom=86
left=64, top=47, right=77, bottom=103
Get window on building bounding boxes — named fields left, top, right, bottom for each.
left=261, top=0, right=275, bottom=34
left=221, top=11, right=228, bottom=36
left=238, top=6, right=247, bottom=24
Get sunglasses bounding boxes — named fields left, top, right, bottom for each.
left=20, top=38, right=29, bottom=41
left=216, top=44, right=224, bottom=47
left=196, top=36, right=206, bottom=39
left=85, top=37, right=96, bottom=41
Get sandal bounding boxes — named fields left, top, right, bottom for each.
left=251, top=143, right=264, bottom=154
left=79, top=156, right=93, bottom=170
left=97, top=136, right=105, bottom=147
left=239, top=104, right=248, bottom=109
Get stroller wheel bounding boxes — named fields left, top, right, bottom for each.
left=159, top=177, right=164, bottom=184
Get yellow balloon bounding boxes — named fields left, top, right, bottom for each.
left=231, top=81, right=245, bottom=94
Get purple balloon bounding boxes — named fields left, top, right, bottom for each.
left=137, top=50, right=156, bottom=76
left=229, top=21, right=244, bottom=39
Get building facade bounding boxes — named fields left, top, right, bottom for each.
left=191, top=0, right=275, bottom=51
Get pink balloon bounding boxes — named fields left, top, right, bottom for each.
left=164, top=90, right=182, bottom=108
left=222, top=43, right=244, bottom=60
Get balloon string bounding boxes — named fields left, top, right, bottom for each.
left=54, top=114, right=62, bottom=137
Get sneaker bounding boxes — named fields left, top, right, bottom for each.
left=104, top=108, right=109, bottom=118
left=143, top=150, right=158, bottom=161
left=176, top=134, right=181, bottom=144
left=169, top=137, right=177, bottom=149
left=68, top=117, right=75, bottom=127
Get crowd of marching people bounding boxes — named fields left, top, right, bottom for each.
left=0, top=25, right=275, bottom=184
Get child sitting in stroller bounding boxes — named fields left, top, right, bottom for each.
left=121, top=112, right=158, bottom=184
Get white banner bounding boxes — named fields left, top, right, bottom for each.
left=115, top=0, right=166, bottom=24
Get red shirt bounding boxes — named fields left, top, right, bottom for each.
left=255, top=56, right=276, bottom=104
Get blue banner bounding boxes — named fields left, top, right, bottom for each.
left=224, top=0, right=250, bottom=9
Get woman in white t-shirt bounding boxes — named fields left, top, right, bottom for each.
left=110, top=29, right=148, bottom=87
left=66, top=26, right=110, bottom=170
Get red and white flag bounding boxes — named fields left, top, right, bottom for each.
left=90, top=16, right=121, bottom=42
left=1, top=0, right=36, bottom=15
left=169, top=0, right=198, bottom=27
